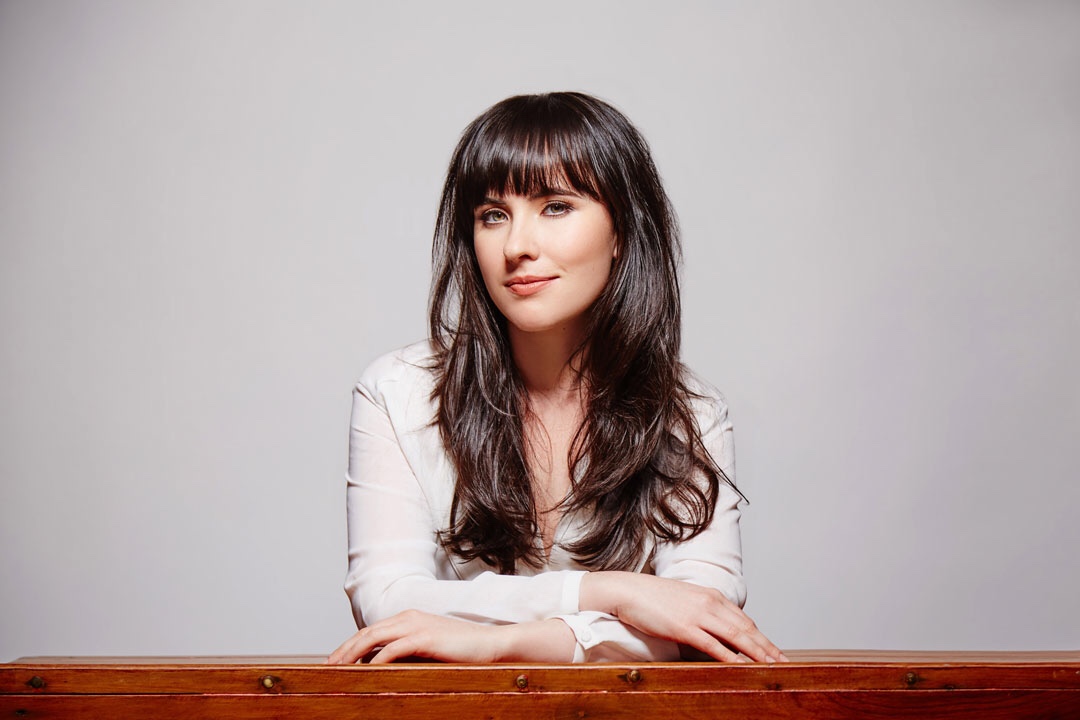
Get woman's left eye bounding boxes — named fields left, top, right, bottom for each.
left=543, top=202, right=572, bottom=216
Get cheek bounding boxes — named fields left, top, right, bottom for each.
left=578, top=236, right=616, bottom=285
left=472, top=241, right=500, bottom=289
left=557, top=240, right=615, bottom=310
left=585, top=254, right=614, bottom=295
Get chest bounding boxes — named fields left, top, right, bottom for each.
left=524, top=406, right=581, bottom=550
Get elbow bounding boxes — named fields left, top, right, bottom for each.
left=711, top=568, right=746, bottom=608
left=731, top=577, right=747, bottom=608
left=344, top=576, right=370, bottom=628
left=345, top=572, right=427, bottom=627
left=696, top=572, right=747, bottom=609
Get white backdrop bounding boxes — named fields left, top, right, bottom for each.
left=1, top=1, right=1077, bottom=660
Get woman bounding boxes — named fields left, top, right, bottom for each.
left=329, top=92, right=785, bottom=664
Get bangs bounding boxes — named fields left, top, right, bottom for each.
left=455, top=107, right=605, bottom=211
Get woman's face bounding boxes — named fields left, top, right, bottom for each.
left=472, top=183, right=616, bottom=342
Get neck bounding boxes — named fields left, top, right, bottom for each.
left=508, top=324, right=587, bottom=400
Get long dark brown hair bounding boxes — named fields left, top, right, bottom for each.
left=429, top=92, right=738, bottom=573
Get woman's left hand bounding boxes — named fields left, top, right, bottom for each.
left=328, top=610, right=501, bottom=664
left=581, top=571, right=787, bottom=664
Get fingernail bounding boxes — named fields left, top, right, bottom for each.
left=765, top=655, right=777, bottom=664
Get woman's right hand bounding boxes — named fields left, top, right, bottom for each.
left=580, top=571, right=787, bottom=663
left=328, top=610, right=577, bottom=665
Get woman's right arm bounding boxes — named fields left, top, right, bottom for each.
left=345, top=368, right=584, bottom=628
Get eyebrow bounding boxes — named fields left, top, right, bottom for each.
left=480, top=187, right=582, bottom=204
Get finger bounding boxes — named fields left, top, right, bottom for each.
left=329, top=608, right=436, bottom=664
left=369, top=637, right=423, bottom=664
left=698, top=593, right=778, bottom=659
left=328, top=632, right=365, bottom=665
left=724, top=616, right=784, bottom=663
left=759, top=637, right=787, bottom=663
left=727, top=628, right=776, bottom=663
left=330, top=639, right=368, bottom=665
left=709, top=604, right=786, bottom=664
left=331, top=627, right=385, bottom=665
left=686, top=628, right=746, bottom=664
left=702, top=614, right=776, bottom=663
left=741, top=626, right=786, bottom=663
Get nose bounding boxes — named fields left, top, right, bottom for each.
left=503, top=217, right=539, bottom=264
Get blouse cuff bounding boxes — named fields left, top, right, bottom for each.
left=560, top=570, right=586, bottom=615
left=554, top=610, right=618, bottom=663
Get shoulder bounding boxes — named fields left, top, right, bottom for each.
left=681, top=365, right=732, bottom=436
left=358, top=340, right=437, bottom=388
left=679, top=365, right=737, bottom=480
left=356, top=340, right=439, bottom=415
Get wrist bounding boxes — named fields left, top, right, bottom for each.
left=494, top=620, right=576, bottom=663
left=579, top=570, right=628, bottom=618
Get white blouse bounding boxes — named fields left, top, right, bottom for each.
left=344, top=341, right=745, bottom=662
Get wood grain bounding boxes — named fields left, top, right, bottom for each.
left=3, top=651, right=1078, bottom=719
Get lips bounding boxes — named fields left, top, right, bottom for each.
left=505, top=275, right=557, bottom=296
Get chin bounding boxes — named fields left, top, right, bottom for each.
left=507, top=321, right=561, bottom=335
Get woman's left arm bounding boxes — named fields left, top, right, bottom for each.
left=565, top=477, right=775, bottom=663
left=568, top=390, right=786, bottom=663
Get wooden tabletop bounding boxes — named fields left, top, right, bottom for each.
left=3, top=650, right=1078, bottom=719
left=14, top=648, right=1080, bottom=664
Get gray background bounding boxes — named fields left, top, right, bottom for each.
left=1, top=1, right=1077, bottom=660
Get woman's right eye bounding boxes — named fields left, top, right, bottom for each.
left=479, top=208, right=508, bottom=225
